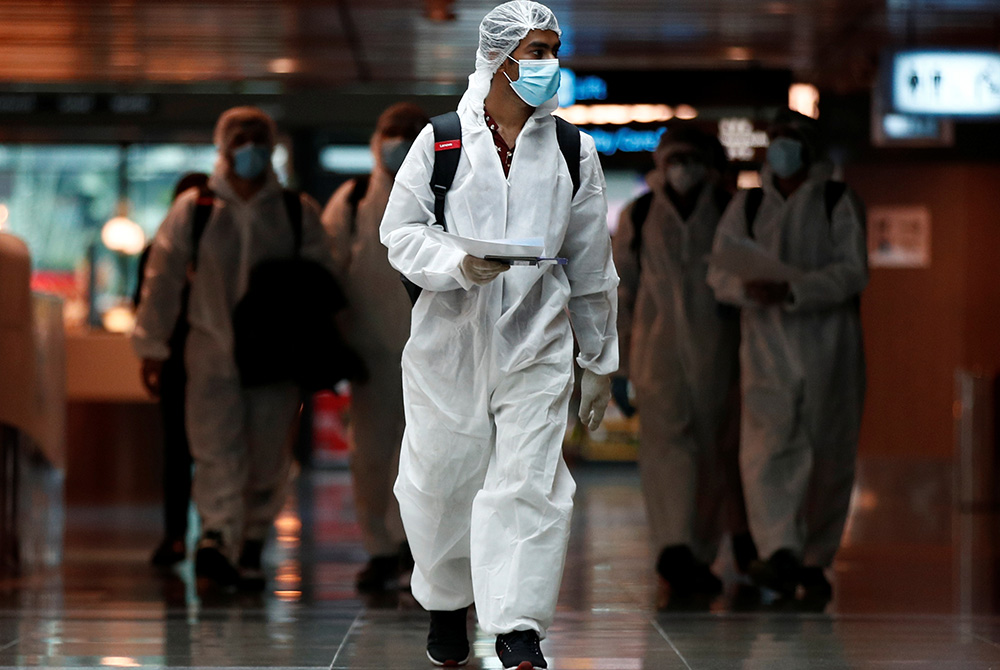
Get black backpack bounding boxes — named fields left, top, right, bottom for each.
left=190, top=186, right=365, bottom=391
left=400, top=111, right=582, bottom=305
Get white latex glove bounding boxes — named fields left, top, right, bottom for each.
left=579, top=369, right=612, bottom=432
left=461, top=255, right=509, bottom=286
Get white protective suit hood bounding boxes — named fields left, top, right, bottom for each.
left=475, top=0, right=561, bottom=74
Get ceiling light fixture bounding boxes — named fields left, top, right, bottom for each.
left=268, top=58, right=298, bottom=74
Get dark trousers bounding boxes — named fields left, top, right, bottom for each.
left=159, top=355, right=192, bottom=539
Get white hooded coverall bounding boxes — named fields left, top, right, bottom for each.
left=133, top=171, right=334, bottom=552
left=613, top=175, right=741, bottom=565
left=380, top=71, right=618, bottom=637
left=322, top=169, right=409, bottom=559
left=707, top=171, right=867, bottom=568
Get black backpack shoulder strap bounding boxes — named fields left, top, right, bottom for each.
left=347, top=175, right=370, bottom=236
left=824, top=180, right=848, bottom=222
left=282, top=188, right=304, bottom=254
left=743, top=187, right=764, bottom=239
left=629, top=191, right=655, bottom=256
left=554, top=116, right=581, bottom=198
left=191, top=185, right=215, bottom=270
left=429, top=112, right=462, bottom=231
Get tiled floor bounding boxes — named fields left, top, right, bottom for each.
left=3, top=458, right=1000, bottom=669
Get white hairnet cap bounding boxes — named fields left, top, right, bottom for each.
left=213, top=106, right=277, bottom=152
left=476, top=1, right=561, bottom=74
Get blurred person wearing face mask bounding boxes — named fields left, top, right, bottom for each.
left=133, top=106, right=336, bottom=591
left=320, top=102, right=429, bottom=593
left=707, top=109, right=867, bottom=603
left=612, top=126, right=751, bottom=603
left=379, top=2, right=617, bottom=668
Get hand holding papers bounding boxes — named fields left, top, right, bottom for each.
left=706, top=237, right=803, bottom=283
left=437, top=232, right=568, bottom=267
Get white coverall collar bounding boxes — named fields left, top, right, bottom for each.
left=207, top=169, right=283, bottom=205
left=760, top=160, right=834, bottom=202
left=457, top=69, right=560, bottom=128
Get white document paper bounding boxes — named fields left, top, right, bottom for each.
left=706, top=238, right=803, bottom=283
left=436, top=231, right=545, bottom=261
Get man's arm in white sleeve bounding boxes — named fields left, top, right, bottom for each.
left=379, top=124, right=474, bottom=292
left=298, top=193, right=339, bottom=277
left=611, top=199, right=640, bottom=379
left=785, top=188, right=869, bottom=311
left=560, top=133, right=619, bottom=376
left=320, top=180, right=356, bottom=278
left=131, top=192, right=197, bottom=361
left=707, top=191, right=753, bottom=307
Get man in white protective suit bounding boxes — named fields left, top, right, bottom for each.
left=321, top=102, right=430, bottom=593
left=379, top=2, right=618, bottom=668
left=133, top=107, right=336, bottom=591
left=707, top=109, right=867, bottom=603
left=612, top=126, right=751, bottom=603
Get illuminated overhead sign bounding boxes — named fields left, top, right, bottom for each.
left=558, top=69, right=610, bottom=107
left=891, top=50, right=1000, bottom=117
left=718, top=118, right=769, bottom=161
left=586, top=127, right=667, bottom=156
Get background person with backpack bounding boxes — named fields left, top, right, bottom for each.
left=320, top=102, right=429, bottom=593
left=132, top=106, right=338, bottom=591
left=612, top=126, right=750, bottom=603
left=379, top=3, right=618, bottom=668
left=135, top=171, right=209, bottom=569
left=707, top=109, right=868, bottom=603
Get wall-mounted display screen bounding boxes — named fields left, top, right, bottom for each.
left=892, top=50, right=1000, bottom=117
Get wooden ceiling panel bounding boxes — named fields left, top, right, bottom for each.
left=0, top=0, right=993, bottom=89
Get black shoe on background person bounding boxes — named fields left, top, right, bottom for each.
left=749, top=548, right=801, bottom=599
left=194, top=531, right=239, bottom=587
left=356, top=554, right=402, bottom=592
left=150, top=536, right=186, bottom=568
left=237, top=539, right=266, bottom=592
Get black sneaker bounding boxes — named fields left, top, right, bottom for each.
left=194, top=532, right=239, bottom=587
left=355, top=554, right=401, bottom=593
left=657, top=544, right=722, bottom=598
left=799, top=566, right=833, bottom=602
left=237, top=539, right=266, bottom=592
left=496, top=629, right=547, bottom=670
left=150, top=536, right=186, bottom=568
left=749, top=548, right=801, bottom=599
left=426, top=607, right=470, bottom=667
left=731, top=532, right=759, bottom=575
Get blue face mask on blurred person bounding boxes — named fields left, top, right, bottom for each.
left=380, top=138, right=414, bottom=175
left=766, top=137, right=805, bottom=179
left=504, top=55, right=561, bottom=107
left=232, top=143, right=272, bottom=180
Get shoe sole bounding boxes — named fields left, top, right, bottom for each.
left=504, top=663, right=544, bottom=670
left=425, top=650, right=470, bottom=667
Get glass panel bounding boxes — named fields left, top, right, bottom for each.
left=0, top=145, right=119, bottom=273
left=126, top=144, right=216, bottom=237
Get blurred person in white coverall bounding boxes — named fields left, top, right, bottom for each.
left=379, top=2, right=618, bottom=668
left=612, top=126, right=753, bottom=603
left=321, top=102, right=430, bottom=593
left=707, top=109, right=867, bottom=603
left=133, top=106, right=336, bottom=591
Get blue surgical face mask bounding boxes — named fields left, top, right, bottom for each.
left=766, top=137, right=805, bottom=179
left=231, top=142, right=272, bottom=180
left=380, top=138, right=413, bottom=175
left=504, top=55, right=561, bottom=107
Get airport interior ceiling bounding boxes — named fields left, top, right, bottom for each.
left=0, top=0, right=997, bottom=92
